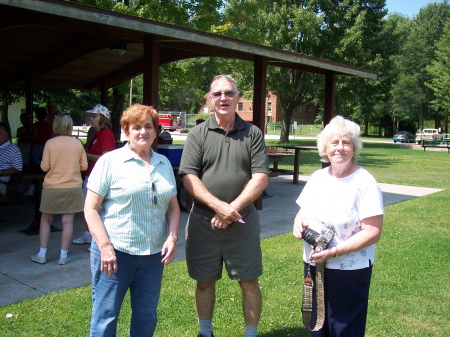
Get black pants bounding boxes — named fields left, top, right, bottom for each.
left=304, top=262, right=373, bottom=337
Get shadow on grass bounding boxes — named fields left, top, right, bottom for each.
left=362, top=142, right=402, bottom=150
left=266, top=139, right=407, bottom=173
left=259, top=326, right=310, bottom=337
left=358, top=153, right=398, bottom=168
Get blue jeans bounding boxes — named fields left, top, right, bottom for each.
left=89, top=240, right=164, bottom=337
left=30, top=143, right=45, bottom=167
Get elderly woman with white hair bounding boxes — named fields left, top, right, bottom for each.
left=293, top=115, right=384, bottom=337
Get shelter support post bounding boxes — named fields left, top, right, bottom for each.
left=253, top=56, right=268, bottom=210
left=101, top=85, right=108, bottom=107
left=322, top=71, right=336, bottom=169
left=253, top=56, right=267, bottom=132
left=323, top=71, right=336, bottom=126
left=26, top=80, right=33, bottom=115
left=143, top=34, right=160, bottom=109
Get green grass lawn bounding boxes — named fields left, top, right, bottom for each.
left=1, top=140, right=449, bottom=336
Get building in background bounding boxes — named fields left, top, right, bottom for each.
left=200, top=93, right=318, bottom=126
left=2, top=97, right=36, bottom=138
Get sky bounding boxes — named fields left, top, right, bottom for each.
left=385, top=0, right=445, bottom=18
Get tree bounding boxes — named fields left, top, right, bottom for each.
left=391, top=1, right=450, bottom=130
left=222, top=0, right=386, bottom=142
left=426, top=20, right=450, bottom=133
left=0, top=83, right=25, bottom=130
left=331, top=2, right=394, bottom=135
left=370, top=13, right=411, bottom=134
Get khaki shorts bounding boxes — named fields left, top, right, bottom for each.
left=185, top=205, right=262, bottom=282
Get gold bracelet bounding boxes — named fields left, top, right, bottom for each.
left=168, top=234, right=178, bottom=243
left=333, top=246, right=339, bottom=258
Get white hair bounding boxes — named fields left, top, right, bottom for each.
left=316, top=115, right=362, bottom=163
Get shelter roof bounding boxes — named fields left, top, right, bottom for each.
left=0, top=0, right=377, bottom=92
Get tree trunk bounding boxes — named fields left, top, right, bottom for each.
left=279, top=108, right=294, bottom=143
left=363, top=120, right=369, bottom=136
left=418, top=104, right=423, bottom=130
left=379, top=117, right=385, bottom=136
left=434, top=108, right=441, bottom=130
left=445, top=115, right=448, bottom=134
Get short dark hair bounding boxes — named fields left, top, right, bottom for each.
left=0, top=122, right=9, bottom=132
left=35, top=107, right=47, bottom=120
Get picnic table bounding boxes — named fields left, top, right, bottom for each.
left=421, top=139, right=450, bottom=152
left=274, top=145, right=318, bottom=184
left=266, top=146, right=295, bottom=177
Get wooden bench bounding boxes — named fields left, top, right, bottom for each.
left=421, top=139, right=450, bottom=153
left=0, top=172, right=36, bottom=206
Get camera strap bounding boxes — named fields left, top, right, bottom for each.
left=301, top=262, right=326, bottom=331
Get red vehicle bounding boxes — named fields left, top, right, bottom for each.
left=158, top=112, right=183, bottom=131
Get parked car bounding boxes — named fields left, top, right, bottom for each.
left=415, top=128, right=443, bottom=144
left=393, top=131, right=415, bottom=143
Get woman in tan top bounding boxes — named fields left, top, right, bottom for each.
left=31, top=114, right=88, bottom=265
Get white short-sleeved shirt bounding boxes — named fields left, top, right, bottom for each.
left=296, top=166, right=384, bottom=270
left=87, top=144, right=177, bottom=255
left=0, top=140, right=22, bottom=183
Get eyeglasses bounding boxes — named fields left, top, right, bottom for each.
left=211, top=90, right=237, bottom=99
left=151, top=182, right=158, bottom=205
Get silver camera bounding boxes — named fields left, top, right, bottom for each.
left=302, top=225, right=335, bottom=253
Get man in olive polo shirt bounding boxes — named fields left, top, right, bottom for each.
left=179, top=75, right=269, bottom=337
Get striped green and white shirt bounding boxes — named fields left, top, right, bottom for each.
left=87, top=144, right=177, bottom=255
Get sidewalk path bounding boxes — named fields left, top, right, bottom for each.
left=0, top=176, right=442, bottom=307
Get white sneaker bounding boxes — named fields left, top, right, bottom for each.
left=31, top=254, right=46, bottom=264
left=73, top=232, right=92, bottom=244
left=58, top=257, right=72, bottom=265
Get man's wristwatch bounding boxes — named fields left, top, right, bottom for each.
left=168, top=234, right=178, bottom=243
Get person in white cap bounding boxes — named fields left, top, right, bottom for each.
left=73, top=104, right=116, bottom=246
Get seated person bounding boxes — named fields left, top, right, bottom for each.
left=0, top=122, right=23, bottom=196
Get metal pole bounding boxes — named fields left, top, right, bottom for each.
left=129, top=78, right=133, bottom=106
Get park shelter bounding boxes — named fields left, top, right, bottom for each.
left=0, top=0, right=377, bottom=132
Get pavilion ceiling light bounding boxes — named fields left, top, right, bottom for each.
left=109, top=44, right=127, bottom=56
